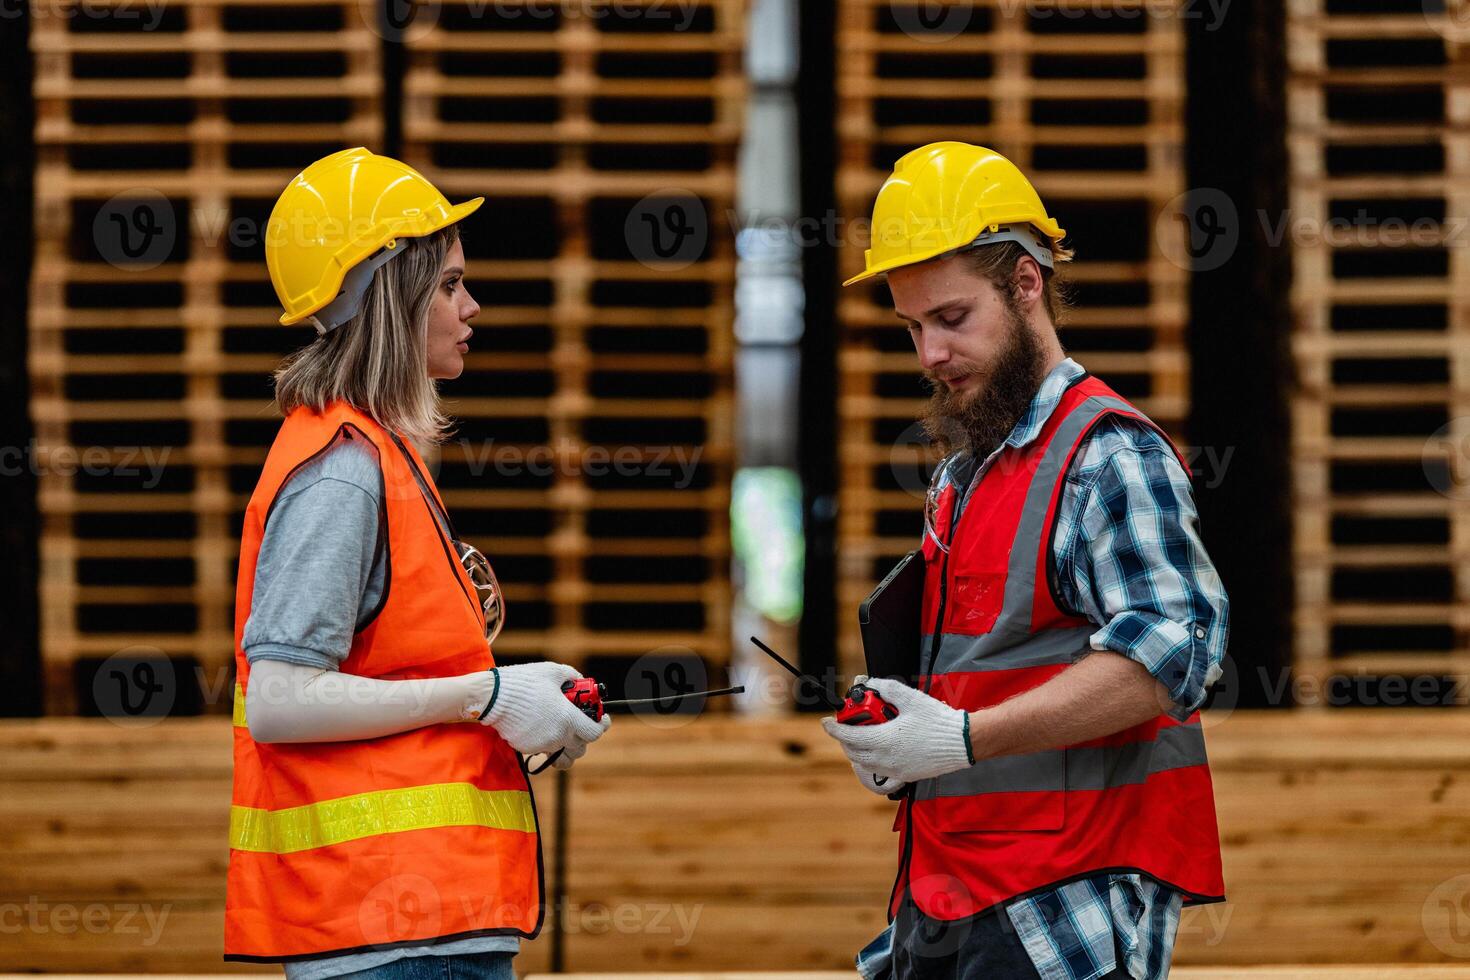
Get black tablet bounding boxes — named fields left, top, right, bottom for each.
left=858, top=549, right=925, bottom=685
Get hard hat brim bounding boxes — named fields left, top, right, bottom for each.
left=842, top=242, right=956, bottom=287
left=278, top=196, right=485, bottom=326
left=842, top=215, right=1065, bottom=288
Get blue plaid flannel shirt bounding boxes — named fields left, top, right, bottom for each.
left=859, top=358, right=1227, bottom=980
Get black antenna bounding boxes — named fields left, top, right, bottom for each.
left=749, top=636, right=842, bottom=710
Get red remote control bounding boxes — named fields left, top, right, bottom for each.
left=561, top=678, right=605, bottom=722
left=835, top=683, right=899, bottom=725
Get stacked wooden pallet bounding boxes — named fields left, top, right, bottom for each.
left=832, top=0, right=1190, bottom=678
left=5, top=711, right=1470, bottom=969
left=399, top=0, right=744, bottom=683
left=28, top=0, right=746, bottom=713
left=28, top=0, right=383, bottom=713
left=1287, top=0, right=1470, bottom=700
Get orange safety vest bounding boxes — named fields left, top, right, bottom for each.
left=893, top=373, right=1226, bottom=922
left=224, top=401, right=543, bottom=963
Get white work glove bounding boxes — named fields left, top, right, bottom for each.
left=475, top=661, right=610, bottom=756
left=820, top=676, right=973, bottom=785
left=851, top=759, right=906, bottom=797
left=548, top=717, right=612, bottom=771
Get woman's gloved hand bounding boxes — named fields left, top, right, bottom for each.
left=474, top=661, right=610, bottom=756
left=549, top=716, right=613, bottom=771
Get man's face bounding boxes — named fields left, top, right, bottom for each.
left=889, top=253, right=1047, bottom=456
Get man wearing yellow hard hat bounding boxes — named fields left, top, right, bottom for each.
left=225, top=148, right=610, bottom=978
left=822, top=143, right=1228, bottom=979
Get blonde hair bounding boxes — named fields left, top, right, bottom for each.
left=961, top=231, right=1075, bottom=326
left=274, top=224, right=459, bottom=446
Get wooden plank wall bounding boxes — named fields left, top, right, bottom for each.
left=5, top=712, right=1470, bottom=970
left=832, top=0, right=1189, bottom=680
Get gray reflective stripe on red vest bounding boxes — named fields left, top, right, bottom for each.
left=914, top=720, right=1208, bottom=800
left=920, top=395, right=1133, bottom=674
left=972, top=394, right=1134, bottom=645
left=924, top=625, right=1095, bottom=676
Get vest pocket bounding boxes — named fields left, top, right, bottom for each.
left=947, top=573, right=1006, bottom=634
left=932, top=748, right=1067, bottom=832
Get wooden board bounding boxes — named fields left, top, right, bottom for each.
left=0, top=717, right=561, bottom=973
left=560, top=711, right=1470, bottom=967
left=6, top=711, right=1470, bottom=969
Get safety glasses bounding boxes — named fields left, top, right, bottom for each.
left=454, top=538, right=505, bottom=645
left=923, top=454, right=962, bottom=555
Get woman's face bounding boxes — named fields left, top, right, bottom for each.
left=426, top=238, right=481, bottom=380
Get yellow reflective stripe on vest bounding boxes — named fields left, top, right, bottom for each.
left=230, top=782, right=535, bottom=854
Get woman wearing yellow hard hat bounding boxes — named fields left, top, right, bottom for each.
left=223, top=147, right=609, bottom=979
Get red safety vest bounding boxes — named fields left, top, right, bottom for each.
left=893, top=372, right=1226, bottom=922
left=224, top=402, right=543, bottom=962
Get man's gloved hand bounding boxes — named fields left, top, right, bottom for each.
left=475, top=661, right=609, bottom=756
left=851, top=758, right=906, bottom=797
left=820, top=676, right=974, bottom=785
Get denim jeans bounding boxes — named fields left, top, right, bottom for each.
left=333, top=951, right=516, bottom=980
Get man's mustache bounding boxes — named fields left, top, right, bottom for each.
left=925, top=368, right=970, bottom=383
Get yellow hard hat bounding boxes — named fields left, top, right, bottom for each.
left=844, top=141, right=1065, bottom=287
left=265, top=147, right=483, bottom=329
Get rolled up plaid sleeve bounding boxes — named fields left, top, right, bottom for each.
left=1053, top=417, right=1230, bottom=722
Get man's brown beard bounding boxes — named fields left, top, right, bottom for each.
left=920, top=296, right=1048, bottom=459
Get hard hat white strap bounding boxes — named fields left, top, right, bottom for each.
left=962, top=222, right=1055, bottom=270
left=308, top=240, right=406, bottom=336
